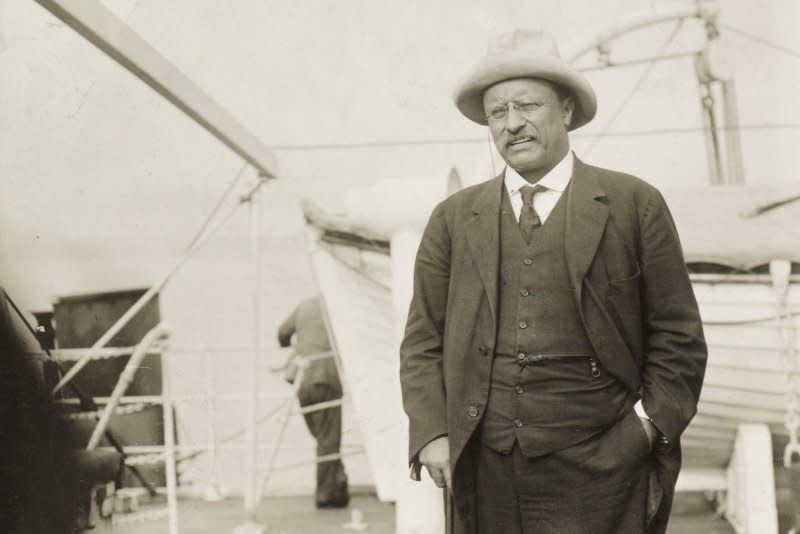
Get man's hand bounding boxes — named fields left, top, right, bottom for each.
left=639, top=417, right=657, bottom=450
left=419, top=436, right=451, bottom=489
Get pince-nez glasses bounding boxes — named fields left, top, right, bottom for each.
left=485, top=100, right=546, bottom=122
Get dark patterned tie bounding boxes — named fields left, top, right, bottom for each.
left=519, top=184, right=546, bottom=243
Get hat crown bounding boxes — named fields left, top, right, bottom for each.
left=488, top=30, right=562, bottom=59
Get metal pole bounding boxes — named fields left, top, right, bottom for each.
left=247, top=178, right=264, bottom=519
left=163, top=342, right=180, bottom=534
left=232, top=176, right=269, bottom=534
left=721, top=78, right=745, bottom=185
left=204, top=345, right=224, bottom=501
left=697, top=80, right=723, bottom=185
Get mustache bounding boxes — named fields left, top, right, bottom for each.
left=506, top=133, right=538, bottom=146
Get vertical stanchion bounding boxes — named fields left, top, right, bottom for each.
left=204, top=345, right=224, bottom=501
left=234, top=177, right=267, bottom=534
left=163, top=347, right=180, bottom=534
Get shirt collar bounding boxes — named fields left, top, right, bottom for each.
left=504, top=151, right=574, bottom=195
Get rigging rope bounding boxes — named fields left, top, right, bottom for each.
left=583, top=19, right=684, bottom=157
left=184, top=162, right=248, bottom=251
left=722, top=23, right=800, bottom=61
left=264, top=124, right=800, bottom=152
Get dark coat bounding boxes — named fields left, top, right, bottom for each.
left=399, top=156, right=707, bottom=534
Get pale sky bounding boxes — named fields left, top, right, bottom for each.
left=1, top=0, right=799, bottom=316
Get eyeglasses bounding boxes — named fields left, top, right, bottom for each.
left=485, top=100, right=546, bottom=122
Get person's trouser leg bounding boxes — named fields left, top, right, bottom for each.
left=476, top=411, right=650, bottom=534
left=298, top=382, right=348, bottom=506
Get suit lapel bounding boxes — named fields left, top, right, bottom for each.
left=565, top=157, right=609, bottom=304
left=466, top=173, right=505, bottom=324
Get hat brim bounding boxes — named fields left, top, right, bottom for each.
left=453, top=51, right=597, bottom=131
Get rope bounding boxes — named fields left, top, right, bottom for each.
left=63, top=402, right=149, bottom=421
left=265, top=124, right=800, bottom=151
left=583, top=19, right=684, bottom=157
left=51, top=345, right=165, bottom=361
left=125, top=453, right=165, bottom=466
left=51, top=186, right=247, bottom=396
left=722, top=23, right=800, bottom=61
left=184, top=162, right=248, bottom=251
left=702, top=309, right=800, bottom=326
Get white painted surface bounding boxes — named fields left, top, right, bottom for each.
left=725, top=424, right=779, bottom=534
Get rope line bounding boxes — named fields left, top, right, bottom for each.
left=185, top=162, right=248, bottom=251
left=722, top=23, right=800, bottom=61
left=584, top=19, right=684, bottom=157
left=52, top=345, right=165, bottom=361
left=63, top=402, right=149, bottom=421
left=125, top=453, right=166, bottom=466
left=265, top=124, right=800, bottom=151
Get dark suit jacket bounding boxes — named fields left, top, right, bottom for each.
left=399, top=156, right=707, bottom=533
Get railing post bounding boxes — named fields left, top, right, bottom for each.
left=163, top=342, right=180, bottom=534
left=234, top=175, right=268, bottom=534
left=203, top=344, right=224, bottom=501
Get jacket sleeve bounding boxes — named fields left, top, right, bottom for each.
left=399, top=201, right=452, bottom=465
left=638, top=189, right=708, bottom=445
left=277, top=306, right=298, bottom=348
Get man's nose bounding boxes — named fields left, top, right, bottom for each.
left=505, top=107, right=525, bottom=133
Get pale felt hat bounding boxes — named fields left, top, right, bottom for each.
left=453, top=30, right=597, bottom=130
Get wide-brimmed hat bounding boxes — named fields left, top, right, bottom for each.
left=453, top=30, right=597, bottom=130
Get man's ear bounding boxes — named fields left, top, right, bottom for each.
left=562, top=96, right=575, bottom=127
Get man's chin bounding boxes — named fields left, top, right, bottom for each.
left=501, top=154, right=546, bottom=174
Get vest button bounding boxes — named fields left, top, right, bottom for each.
left=478, top=345, right=489, bottom=356
left=514, top=418, right=523, bottom=428
left=520, top=289, right=530, bottom=297
left=523, top=258, right=533, bottom=265
left=519, top=321, right=528, bottom=329
left=468, top=406, right=479, bottom=417
left=515, top=385, right=524, bottom=394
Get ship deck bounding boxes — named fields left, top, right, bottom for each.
left=113, top=491, right=753, bottom=534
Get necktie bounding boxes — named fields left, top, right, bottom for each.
left=519, top=184, right=546, bottom=243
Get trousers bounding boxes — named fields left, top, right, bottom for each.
left=297, top=382, right=348, bottom=503
left=474, top=410, right=651, bottom=534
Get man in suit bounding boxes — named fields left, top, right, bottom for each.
left=278, top=296, right=349, bottom=508
left=399, top=30, right=707, bottom=534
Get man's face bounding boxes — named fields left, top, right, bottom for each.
left=483, top=78, right=574, bottom=178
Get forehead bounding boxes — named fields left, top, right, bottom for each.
left=483, top=78, right=559, bottom=106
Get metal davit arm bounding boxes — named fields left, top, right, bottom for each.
left=32, top=0, right=278, bottom=178
left=563, top=0, right=720, bottom=64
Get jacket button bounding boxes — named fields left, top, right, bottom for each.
left=515, top=385, right=523, bottom=394
left=520, top=288, right=530, bottom=297
left=519, top=321, right=528, bottom=329
left=517, top=352, right=525, bottom=361
left=523, top=258, right=533, bottom=265
left=478, top=345, right=489, bottom=357
left=468, top=406, right=479, bottom=417
left=514, top=418, right=523, bottom=428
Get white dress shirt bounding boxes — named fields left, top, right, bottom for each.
left=502, top=151, right=652, bottom=422
left=503, top=151, right=573, bottom=223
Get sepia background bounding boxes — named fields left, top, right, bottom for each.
left=1, top=0, right=798, bottom=499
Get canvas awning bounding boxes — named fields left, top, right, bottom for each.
left=663, top=183, right=800, bottom=270
left=304, top=181, right=800, bottom=272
